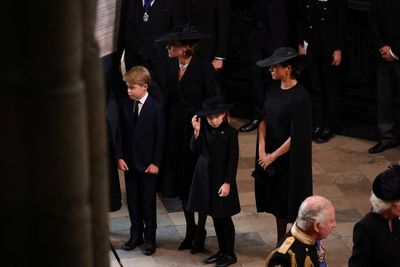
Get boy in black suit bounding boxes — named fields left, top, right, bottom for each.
left=116, top=66, right=165, bottom=256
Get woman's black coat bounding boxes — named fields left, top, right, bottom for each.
left=160, top=56, right=217, bottom=199
left=349, top=212, right=400, bottom=267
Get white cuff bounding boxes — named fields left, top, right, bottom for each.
left=390, top=49, right=399, bottom=60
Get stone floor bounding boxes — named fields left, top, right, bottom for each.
left=109, top=118, right=400, bottom=267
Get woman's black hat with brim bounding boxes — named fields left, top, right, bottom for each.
left=256, top=47, right=299, bottom=67
left=155, top=24, right=210, bottom=42
left=196, top=96, right=233, bottom=117
left=372, top=164, right=400, bottom=201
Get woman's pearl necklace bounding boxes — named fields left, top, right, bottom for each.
left=179, top=63, right=189, bottom=69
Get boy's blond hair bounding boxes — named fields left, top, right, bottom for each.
left=125, top=66, right=151, bottom=86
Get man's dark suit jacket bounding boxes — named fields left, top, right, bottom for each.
left=178, top=0, right=231, bottom=61
left=116, top=94, right=165, bottom=172
left=297, top=0, right=347, bottom=56
left=369, top=0, right=400, bottom=56
left=117, top=0, right=180, bottom=91
left=251, top=0, right=288, bottom=55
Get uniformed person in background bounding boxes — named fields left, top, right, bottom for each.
left=265, top=195, right=336, bottom=267
left=116, top=0, right=181, bottom=102
left=297, top=0, right=347, bottom=143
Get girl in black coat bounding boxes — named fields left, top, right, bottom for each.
left=188, top=96, right=240, bottom=267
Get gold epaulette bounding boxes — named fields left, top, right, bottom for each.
left=277, top=236, right=295, bottom=254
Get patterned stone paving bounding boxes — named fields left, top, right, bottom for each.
left=109, top=118, right=400, bottom=267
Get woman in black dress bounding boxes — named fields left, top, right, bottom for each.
left=157, top=25, right=218, bottom=253
left=253, top=47, right=312, bottom=244
left=349, top=164, right=400, bottom=267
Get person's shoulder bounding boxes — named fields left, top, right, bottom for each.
left=192, top=56, right=213, bottom=70
left=292, top=83, right=311, bottom=101
left=146, top=94, right=164, bottom=110
left=265, top=237, right=296, bottom=266
left=354, top=212, right=384, bottom=233
left=277, top=236, right=296, bottom=255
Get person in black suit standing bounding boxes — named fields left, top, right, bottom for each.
left=178, top=0, right=231, bottom=71
left=367, top=0, right=400, bottom=154
left=157, top=25, right=218, bottom=253
left=117, top=0, right=181, bottom=101
left=239, top=0, right=289, bottom=132
left=116, top=66, right=165, bottom=256
left=297, top=0, right=347, bottom=143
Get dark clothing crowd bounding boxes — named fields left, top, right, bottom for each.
left=104, top=0, right=400, bottom=266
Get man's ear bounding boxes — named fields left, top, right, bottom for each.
left=313, top=221, right=320, bottom=233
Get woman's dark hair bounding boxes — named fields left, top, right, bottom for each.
left=280, top=56, right=305, bottom=80
left=180, top=39, right=199, bottom=57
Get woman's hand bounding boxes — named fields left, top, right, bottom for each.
left=258, top=152, right=275, bottom=170
left=218, top=183, right=231, bottom=197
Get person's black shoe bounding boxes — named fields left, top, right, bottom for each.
left=239, top=119, right=259, bottom=132
left=215, top=254, right=237, bottom=267
left=122, top=238, right=144, bottom=251
left=204, top=252, right=224, bottom=264
left=315, top=129, right=335, bottom=144
left=190, top=228, right=207, bottom=254
left=178, top=225, right=196, bottom=250
left=178, top=238, right=192, bottom=250
left=143, top=243, right=156, bottom=256
left=312, top=127, right=322, bottom=141
left=368, top=142, right=397, bottom=154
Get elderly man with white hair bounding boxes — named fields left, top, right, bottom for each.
left=265, top=195, right=336, bottom=267
left=348, top=164, right=400, bottom=267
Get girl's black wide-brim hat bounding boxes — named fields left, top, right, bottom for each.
left=372, top=164, right=400, bottom=201
left=155, top=24, right=210, bottom=42
left=256, top=47, right=300, bottom=67
left=196, top=96, right=233, bottom=117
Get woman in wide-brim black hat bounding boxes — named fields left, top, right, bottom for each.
left=157, top=24, right=218, bottom=254
left=253, top=47, right=313, bottom=244
left=349, top=164, right=400, bottom=266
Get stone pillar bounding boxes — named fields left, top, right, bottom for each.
left=81, top=0, right=110, bottom=266
left=1, top=1, right=108, bottom=266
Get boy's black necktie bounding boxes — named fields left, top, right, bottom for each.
left=133, top=100, right=139, bottom=125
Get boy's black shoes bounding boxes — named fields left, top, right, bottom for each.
left=122, top=238, right=144, bottom=251
left=215, top=254, right=237, bottom=267
left=204, top=252, right=224, bottom=264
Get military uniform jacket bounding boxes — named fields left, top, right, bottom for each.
left=297, top=0, right=347, bottom=56
left=266, top=224, right=320, bottom=267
